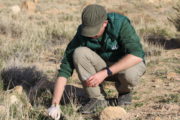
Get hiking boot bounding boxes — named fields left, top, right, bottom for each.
left=117, top=92, right=132, bottom=105
left=77, top=98, right=108, bottom=114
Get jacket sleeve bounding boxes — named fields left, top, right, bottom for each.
left=119, top=17, right=144, bottom=59
left=58, top=29, right=81, bottom=79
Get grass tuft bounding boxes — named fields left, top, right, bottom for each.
left=168, top=2, right=180, bottom=32
left=158, top=93, right=180, bottom=105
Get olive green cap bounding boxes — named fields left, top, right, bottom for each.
left=81, top=4, right=107, bottom=37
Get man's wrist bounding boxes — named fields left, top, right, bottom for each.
left=102, top=69, right=108, bottom=78
left=52, top=100, right=59, bottom=106
left=105, top=67, right=113, bottom=76
left=52, top=103, right=59, bottom=107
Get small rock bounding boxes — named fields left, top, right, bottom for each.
left=9, top=95, right=19, bottom=104
left=13, top=85, right=23, bottom=95
left=10, top=5, right=21, bottom=14
left=0, top=105, right=6, bottom=115
left=26, top=103, right=32, bottom=109
left=21, top=1, right=36, bottom=13
left=152, top=84, right=160, bottom=88
left=155, top=117, right=161, bottom=120
left=152, top=79, right=162, bottom=83
left=33, top=0, right=39, bottom=3
left=100, top=107, right=128, bottom=120
left=147, top=0, right=171, bottom=3
left=167, top=72, right=177, bottom=80
left=44, top=8, right=62, bottom=15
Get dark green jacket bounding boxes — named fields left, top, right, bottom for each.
left=58, top=13, right=144, bottom=78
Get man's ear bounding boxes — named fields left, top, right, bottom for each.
left=103, top=20, right=108, bottom=27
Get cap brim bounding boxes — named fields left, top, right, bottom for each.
left=81, top=23, right=102, bottom=37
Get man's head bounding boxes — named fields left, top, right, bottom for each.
left=81, top=4, right=108, bottom=38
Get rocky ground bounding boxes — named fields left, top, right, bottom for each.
left=0, top=0, right=179, bottom=120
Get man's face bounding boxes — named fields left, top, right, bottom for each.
left=90, top=20, right=108, bottom=39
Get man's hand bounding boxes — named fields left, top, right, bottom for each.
left=47, top=104, right=61, bottom=120
left=86, top=70, right=108, bottom=87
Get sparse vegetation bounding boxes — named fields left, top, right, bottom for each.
left=169, top=2, right=180, bottom=32
left=134, top=102, right=144, bottom=108
left=0, top=0, right=179, bottom=120
left=158, top=93, right=180, bottom=105
left=152, top=69, right=167, bottom=79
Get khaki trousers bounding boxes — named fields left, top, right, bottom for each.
left=73, top=47, right=146, bottom=100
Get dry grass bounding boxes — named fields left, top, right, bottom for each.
left=169, top=1, right=180, bottom=32
left=0, top=0, right=179, bottom=120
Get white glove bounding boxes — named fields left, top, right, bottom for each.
left=47, top=104, right=61, bottom=120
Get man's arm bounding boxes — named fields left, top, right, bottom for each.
left=86, top=54, right=142, bottom=87
left=52, top=77, right=67, bottom=105
left=48, top=77, right=67, bottom=119
left=108, top=54, right=142, bottom=75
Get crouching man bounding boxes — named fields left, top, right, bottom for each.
left=48, top=4, right=146, bottom=119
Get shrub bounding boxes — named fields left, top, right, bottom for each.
left=0, top=66, right=48, bottom=90
left=169, top=2, right=180, bottom=32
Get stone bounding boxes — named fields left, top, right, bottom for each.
left=100, top=107, right=128, bottom=120
left=147, top=0, right=171, bottom=3
left=10, top=5, right=21, bottom=14
left=152, top=84, right=160, bottom=88
left=33, top=0, right=39, bottom=3
left=167, top=72, right=177, bottom=80
left=155, top=117, right=161, bottom=120
left=152, top=79, right=162, bottom=83
left=13, top=85, right=23, bottom=95
left=21, top=1, right=36, bottom=13
left=0, top=105, right=6, bottom=115
left=44, top=8, right=62, bottom=15
left=9, top=95, right=19, bottom=104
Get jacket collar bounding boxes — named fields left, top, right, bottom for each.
left=105, top=15, right=119, bottom=40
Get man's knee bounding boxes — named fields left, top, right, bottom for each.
left=124, top=71, right=139, bottom=87
left=73, top=47, right=91, bottom=63
left=123, top=62, right=146, bottom=87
